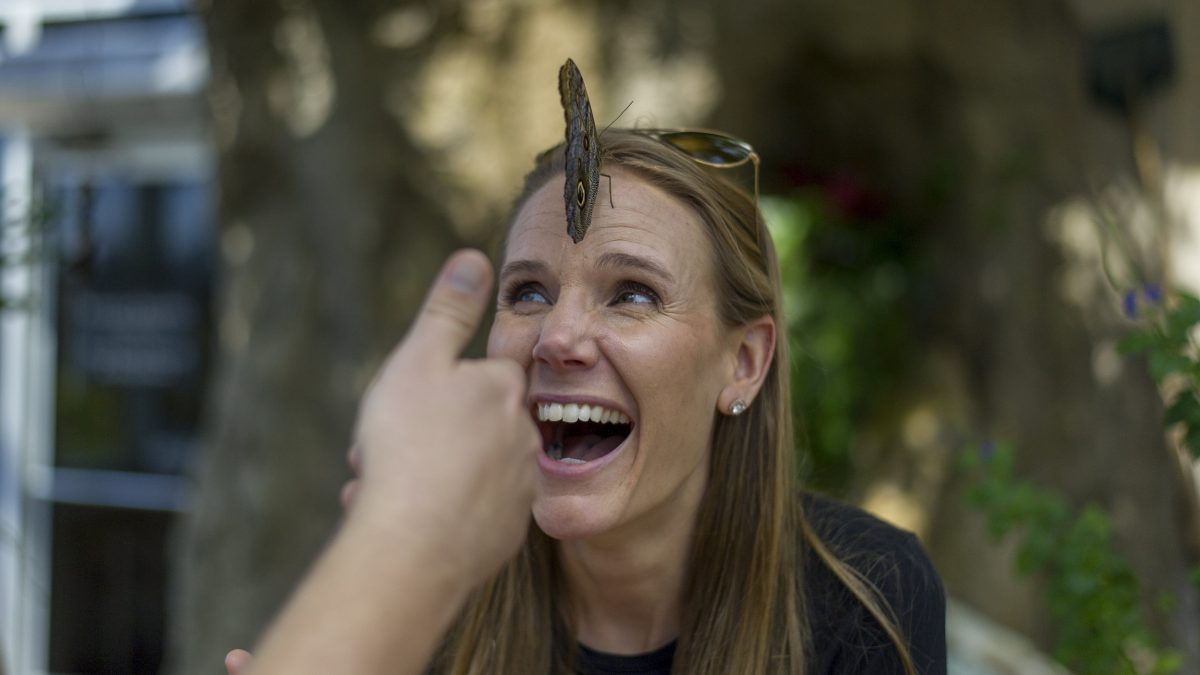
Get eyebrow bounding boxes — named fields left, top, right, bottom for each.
left=499, top=252, right=676, bottom=285
left=499, top=259, right=549, bottom=280
left=595, top=252, right=675, bottom=286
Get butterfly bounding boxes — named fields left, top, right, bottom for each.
left=558, top=58, right=601, bottom=244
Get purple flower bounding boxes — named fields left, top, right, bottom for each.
left=1123, top=290, right=1138, bottom=318
left=1142, top=283, right=1162, bottom=305
left=979, top=441, right=996, bottom=463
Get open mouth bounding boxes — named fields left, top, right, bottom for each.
left=535, top=402, right=634, bottom=465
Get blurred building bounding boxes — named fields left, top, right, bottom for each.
left=0, top=2, right=212, bottom=673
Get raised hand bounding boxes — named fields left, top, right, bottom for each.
left=349, top=249, right=538, bottom=582
left=234, top=250, right=539, bottom=675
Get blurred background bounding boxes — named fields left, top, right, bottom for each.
left=1, top=0, right=1198, bottom=673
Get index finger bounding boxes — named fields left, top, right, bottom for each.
left=400, top=249, right=494, bottom=364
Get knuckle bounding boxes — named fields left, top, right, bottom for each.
left=476, top=360, right=526, bottom=398
left=421, top=298, right=476, bottom=337
left=340, top=480, right=359, bottom=510
left=483, top=356, right=523, bottom=380
left=494, top=360, right=529, bottom=394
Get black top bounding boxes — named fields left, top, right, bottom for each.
left=574, top=493, right=947, bottom=675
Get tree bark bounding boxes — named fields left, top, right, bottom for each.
left=168, top=2, right=463, bottom=672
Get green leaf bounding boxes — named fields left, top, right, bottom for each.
left=957, top=447, right=983, bottom=471
left=1152, top=651, right=1183, bottom=675
left=1170, top=291, right=1200, bottom=322
left=1165, top=393, right=1200, bottom=427
left=1117, top=330, right=1159, bottom=355
left=959, top=439, right=1182, bottom=674
left=1020, top=528, right=1056, bottom=572
left=1155, top=592, right=1177, bottom=613
left=1185, top=425, right=1200, bottom=460
left=1165, top=303, right=1200, bottom=344
left=1149, top=352, right=1191, bottom=380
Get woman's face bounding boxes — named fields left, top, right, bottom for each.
left=488, top=169, right=741, bottom=541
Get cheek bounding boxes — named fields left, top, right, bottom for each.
left=622, top=328, right=729, bottom=408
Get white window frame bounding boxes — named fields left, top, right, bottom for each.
left=1, top=128, right=55, bottom=675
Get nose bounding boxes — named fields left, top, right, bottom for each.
left=531, top=297, right=598, bottom=371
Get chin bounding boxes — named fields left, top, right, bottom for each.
left=532, top=494, right=622, bottom=541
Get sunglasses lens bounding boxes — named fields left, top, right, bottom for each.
left=658, top=131, right=753, bottom=165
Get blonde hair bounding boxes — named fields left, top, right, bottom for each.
left=437, top=131, right=916, bottom=675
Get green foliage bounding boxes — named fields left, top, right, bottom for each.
left=761, top=172, right=1198, bottom=672
left=961, top=444, right=1181, bottom=674
left=764, top=193, right=913, bottom=491
left=1119, top=290, right=1200, bottom=458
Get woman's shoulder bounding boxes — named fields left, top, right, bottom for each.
left=800, top=492, right=932, bottom=565
left=799, top=491, right=947, bottom=674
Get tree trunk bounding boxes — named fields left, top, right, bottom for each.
left=168, top=2, right=463, bottom=672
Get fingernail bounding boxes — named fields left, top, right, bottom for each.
left=446, top=255, right=487, bottom=293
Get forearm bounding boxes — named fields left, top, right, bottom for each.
left=246, top=512, right=469, bottom=675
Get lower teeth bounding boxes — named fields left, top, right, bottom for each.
left=547, top=442, right=587, bottom=465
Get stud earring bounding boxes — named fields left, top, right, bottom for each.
left=729, top=399, right=748, bottom=416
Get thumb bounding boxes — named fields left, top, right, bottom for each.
left=225, top=649, right=253, bottom=675
left=401, top=249, right=494, bottom=364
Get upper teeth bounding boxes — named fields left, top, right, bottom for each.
left=537, top=402, right=630, bottom=424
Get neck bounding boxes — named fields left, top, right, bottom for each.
left=556, top=476, right=706, bottom=655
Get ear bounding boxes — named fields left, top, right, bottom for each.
left=719, top=314, right=776, bottom=415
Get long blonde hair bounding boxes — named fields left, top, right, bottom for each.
left=436, top=132, right=915, bottom=675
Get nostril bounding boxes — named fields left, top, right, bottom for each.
left=531, top=308, right=597, bottom=370
left=532, top=338, right=596, bottom=371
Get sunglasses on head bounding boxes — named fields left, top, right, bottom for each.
left=631, top=128, right=759, bottom=190
left=630, top=128, right=763, bottom=240
left=634, top=128, right=757, bottom=165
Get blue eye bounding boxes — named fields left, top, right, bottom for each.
left=613, top=282, right=660, bottom=307
left=518, top=288, right=549, bottom=303
left=504, top=281, right=549, bottom=305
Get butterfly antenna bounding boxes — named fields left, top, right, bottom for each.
left=599, top=100, right=634, bottom=138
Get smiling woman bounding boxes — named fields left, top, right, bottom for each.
left=434, top=131, right=946, bottom=675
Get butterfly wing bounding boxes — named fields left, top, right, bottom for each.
left=559, top=58, right=601, bottom=244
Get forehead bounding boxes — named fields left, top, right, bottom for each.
left=504, top=169, right=714, bottom=280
